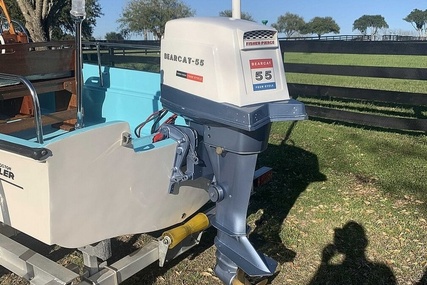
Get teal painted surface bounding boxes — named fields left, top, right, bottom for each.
left=0, top=133, right=44, bottom=148
left=83, top=64, right=163, bottom=135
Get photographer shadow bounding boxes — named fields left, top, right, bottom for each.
left=416, top=269, right=427, bottom=285
left=309, top=221, right=396, bottom=285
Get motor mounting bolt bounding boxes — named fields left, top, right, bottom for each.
left=208, top=184, right=225, bottom=203
left=216, top=146, right=224, bottom=155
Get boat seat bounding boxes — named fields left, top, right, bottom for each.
left=0, top=41, right=77, bottom=135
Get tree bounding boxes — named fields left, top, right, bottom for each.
left=353, top=15, right=388, bottom=40
left=218, top=10, right=254, bottom=21
left=303, top=16, right=340, bottom=39
left=118, top=0, right=194, bottom=40
left=119, top=29, right=131, bottom=40
left=271, top=12, right=305, bottom=38
left=2, top=0, right=24, bottom=24
left=9, top=0, right=102, bottom=42
left=105, top=32, right=124, bottom=41
left=404, top=9, right=427, bottom=37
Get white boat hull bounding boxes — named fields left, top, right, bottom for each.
left=0, top=121, right=210, bottom=248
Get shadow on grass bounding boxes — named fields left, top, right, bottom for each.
left=249, top=121, right=327, bottom=265
left=416, top=268, right=427, bottom=285
left=312, top=116, right=426, bottom=137
left=308, top=221, right=396, bottom=285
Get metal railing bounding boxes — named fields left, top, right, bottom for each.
left=0, top=73, right=43, bottom=143
left=82, top=41, right=161, bottom=80
left=280, top=34, right=427, bottom=42
left=280, top=35, right=371, bottom=41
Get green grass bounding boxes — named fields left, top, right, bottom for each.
left=286, top=73, right=427, bottom=94
left=267, top=121, right=427, bottom=208
left=298, top=97, right=426, bottom=118
left=253, top=120, right=427, bottom=285
left=284, top=52, right=427, bottom=68
left=284, top=52, right=427, bottom=130
left=284, top=52, right=427, bottom=94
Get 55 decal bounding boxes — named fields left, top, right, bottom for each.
left=254, top=70, right=273, bottom=81
left=249, top=59, right=277, bottom=91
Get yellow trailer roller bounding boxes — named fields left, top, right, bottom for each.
left=161, top=213, right=210, bottom=249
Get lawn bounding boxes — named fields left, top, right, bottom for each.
left=284, top=52, right=427, bottom=68
left=260, top=120, right=427, bottom=285
left=284, top=52, right=427, bottom=94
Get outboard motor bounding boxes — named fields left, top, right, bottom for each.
left=160, top=17, right=306, bottom=284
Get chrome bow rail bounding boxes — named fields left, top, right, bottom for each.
left=0, top=72, right=44, bottom=143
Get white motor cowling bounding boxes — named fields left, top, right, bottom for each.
left=161, top=17, right=306, bottom=132
left=161, top=17, right=289, bottom=107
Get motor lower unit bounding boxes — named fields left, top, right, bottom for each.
left=161, top=17, right=307, bottom=284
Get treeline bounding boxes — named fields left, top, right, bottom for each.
left=271, top=9, right=427, bottom=40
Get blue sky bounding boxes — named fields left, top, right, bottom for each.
left=93, top=0, right=426, bottom=39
